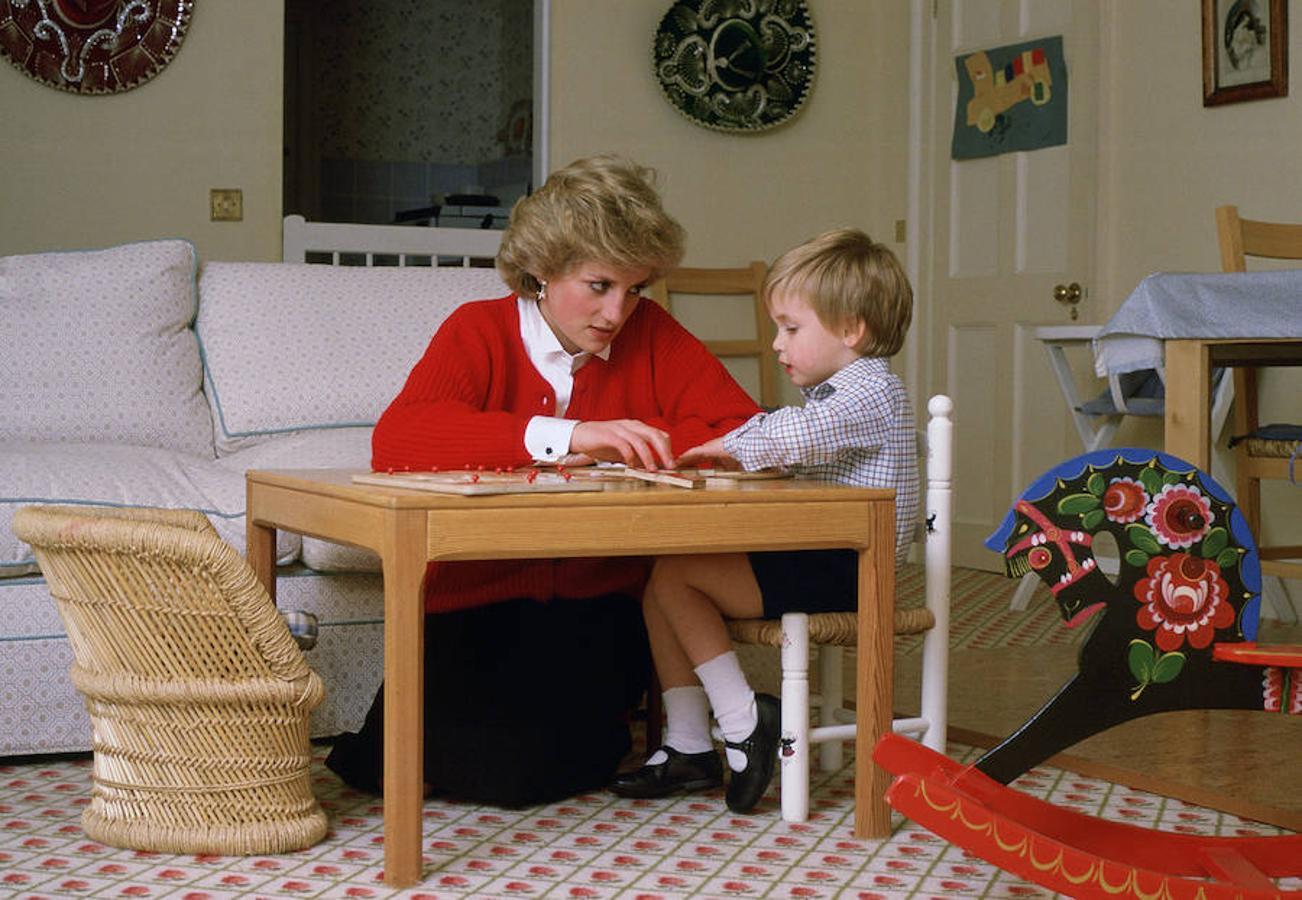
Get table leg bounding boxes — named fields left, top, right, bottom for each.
left=245, top=498, right=278, bottom=600
left=854, top=504, right=895, bottom=838
left=382, top=512, right=430, bottom=888
left=1163, top=339, right=1213, bottom=471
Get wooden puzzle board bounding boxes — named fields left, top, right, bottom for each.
left=353, top=467, right=792, bottom=495
left=617, top=467, right=792, bottom=489
left=352, top=471, right=607, bottom=495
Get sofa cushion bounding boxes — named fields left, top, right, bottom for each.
left=0, top=240, right=213, bottom=457
left=197, top=262, right=510, bottom=455
left=216, top=427, right=381, bottom=572
left=0, top=442, right=299, bottom=575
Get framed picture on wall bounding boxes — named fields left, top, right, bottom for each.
left=1202, top=0, right=1288, bottom=105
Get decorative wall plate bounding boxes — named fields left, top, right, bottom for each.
left=653, top=0, right=815, bottom=133
left=0, top=0, right=194, bottom=94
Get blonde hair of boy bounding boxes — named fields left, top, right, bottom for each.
left=496, top=154, right=686, bottom=299
left=763, top=228, right=913, bottom=358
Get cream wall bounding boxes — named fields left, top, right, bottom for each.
left=1095, top=0, right=1302, bottom=301
left=1095, top=0, right=1301, bottom=562
left=0, top=2, right=283, bottom=262
left=548, top=2, right=913, bottom=405
left=549, top=2, right=910, bottom=264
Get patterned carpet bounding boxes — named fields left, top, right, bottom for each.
left=1, top=567, right=1296, bottom=898
left=891, top=565, right=1079, bottom=655
left=3, top=740, right=1297, bottom=899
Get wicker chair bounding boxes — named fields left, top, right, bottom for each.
left=12, top=504, right=328, bottom=855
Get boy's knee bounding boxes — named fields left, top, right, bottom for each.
left=647, top=554, right=687, bottom=595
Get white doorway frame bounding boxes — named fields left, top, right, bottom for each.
left=903, top=0, right=932, bottom=408
left=533, top=0, right=551, bottom=187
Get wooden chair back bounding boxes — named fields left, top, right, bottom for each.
left=648, top=262, right=778, bottom=408
left=1214, top=205, right=1302, bottom=584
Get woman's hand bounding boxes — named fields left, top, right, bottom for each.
left=571, top=419, right=674, bottom=470
left=675, top=437, right=738, bottom=469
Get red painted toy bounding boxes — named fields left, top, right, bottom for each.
left=874, top=449, right=1300, bottom=898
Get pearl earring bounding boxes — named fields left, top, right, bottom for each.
left=537, top=280, right=547, bottom=302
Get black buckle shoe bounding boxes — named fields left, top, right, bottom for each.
left=724, top=693, right=781, bottom=813
left=610, top=746, right=723, bottom=799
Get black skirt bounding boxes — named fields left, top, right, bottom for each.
left=326, top=592, right=650, bottom=808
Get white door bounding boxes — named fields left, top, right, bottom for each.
left=924, top=0, right=1100, bottom=569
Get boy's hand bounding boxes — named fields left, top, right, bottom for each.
left=676, top=437, right=737, bottom=469
left=571, top=420, right=674, bottom=471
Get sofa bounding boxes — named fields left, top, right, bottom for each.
left=0, top=237, right=511, bottom=756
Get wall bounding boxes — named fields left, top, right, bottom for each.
left=548, top=1, right=913, bottom=405
left=1094, top=0, right=1302, bottom=557
left=1095, top=0, right=1302, bottom=302
left=0, top=1, right=283, bottom=262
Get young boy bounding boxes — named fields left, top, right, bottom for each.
left=610, top=228, right=919, bottom=813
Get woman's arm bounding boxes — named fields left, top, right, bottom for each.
left=372, top=302, right=535, bottom=471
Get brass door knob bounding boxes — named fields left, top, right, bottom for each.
left=1053, top=282, right=1082, bottom=304
left=1054, top=282, right=1082, bottom=319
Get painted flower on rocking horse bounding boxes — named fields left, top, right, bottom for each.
left=1133, top=552, right=1234, bottom=651
left=1101, top=477, right=1147, bottom=523
left=1144, top=483, right=1213, bottom=549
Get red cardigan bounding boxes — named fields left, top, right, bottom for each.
left=373, top=295, right=761, bottom=612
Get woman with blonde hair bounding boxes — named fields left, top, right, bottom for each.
left=327, top=155, right=760, bottom=807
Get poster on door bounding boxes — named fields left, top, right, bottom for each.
left=952, top=36, right=1067, bottom=160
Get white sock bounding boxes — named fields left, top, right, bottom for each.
left=646, top=685, right=714, bottom=764
left=694, top=651, right=757, bottom=772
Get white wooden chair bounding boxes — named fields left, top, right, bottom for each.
left=723, top=394, right=953, bottom=822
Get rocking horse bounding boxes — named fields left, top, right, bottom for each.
left=874, top=448, right=1301, bottom=899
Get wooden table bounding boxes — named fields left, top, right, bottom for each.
left=1163, top=338, right=1302, bottom=471
left=246, top=469, right=898, bottom=888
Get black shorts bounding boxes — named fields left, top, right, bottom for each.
left=748, top=549, right=859, bottom=619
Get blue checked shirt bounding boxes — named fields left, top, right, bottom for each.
left=722, top=356, right=919, bottom=563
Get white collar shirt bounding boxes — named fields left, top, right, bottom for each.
left=518, top=296, right=610, bottom=461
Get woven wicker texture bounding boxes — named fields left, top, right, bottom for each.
left=726, top=606, right=936, bottom=648
left=1242, top=437, right=1299, bottom=458
left=12, top=504, right=327, bottom=855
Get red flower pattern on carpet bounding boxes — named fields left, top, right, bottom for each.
left=1134, top=552, right=1233, bottom=651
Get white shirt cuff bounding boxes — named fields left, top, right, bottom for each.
left=525, top=416, right=579, bottom=462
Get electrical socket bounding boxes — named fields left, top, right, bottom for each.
left=210, top=188, right=243, bottom=222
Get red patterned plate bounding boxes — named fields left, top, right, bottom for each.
left=0, top=0, right=193, bottom=94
